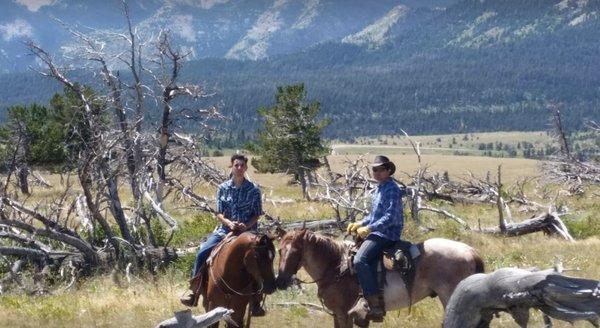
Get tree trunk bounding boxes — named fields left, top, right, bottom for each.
left=99, top=158, right=134, bottom=244
left=444, top=268, right=600, bottom=328
left=78, top=162, right=119, bottom=256
left=298, top=168, right=310, bottom=201
left=479, top=213, right=573, bottom=241
left=17, top=164, right=30, bottom=195
left=497, top=165, right=507, bottom=232
left=157, top=100, right=171, bottom=184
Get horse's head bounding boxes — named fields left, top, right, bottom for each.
left=275, top=229, right=307, bottom=290
left=246, top=234, right=277, bottom=295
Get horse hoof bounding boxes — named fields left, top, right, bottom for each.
left=353, top=318, right=370, bottom=327
left=250, top=307, right=266, bottom=317
left=369, top=315, right=384, bottom=323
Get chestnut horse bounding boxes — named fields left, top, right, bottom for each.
left=275, top=229, right=484, bottom=327
left=200, top=232, right=277, bottom=328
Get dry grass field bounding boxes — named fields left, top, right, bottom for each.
left=1, top=146, right=599, bottom=327
left=332, top=131, right=554, bottom=156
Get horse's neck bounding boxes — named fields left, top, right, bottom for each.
left=215, top=238, right=251, bottom=281
left=302, top=236, right=343, bottom=281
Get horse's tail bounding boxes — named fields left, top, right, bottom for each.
left=473, top=251, right=485, bottom=274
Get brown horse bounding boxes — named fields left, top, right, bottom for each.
left=275, top=229, right=484, bottom=327
left=199, top=232, right=277, bottom=328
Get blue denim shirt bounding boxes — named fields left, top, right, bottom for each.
left=360, top=178, right=404, bottom=241
left=214, top=179, right=263, bottom=235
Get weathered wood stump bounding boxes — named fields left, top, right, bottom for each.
left=443, top=268, right=600, bottom=327
left=155, top=307, right=234, bottom=328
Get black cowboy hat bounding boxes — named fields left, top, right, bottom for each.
left=371, top=155, right=396, bottom=175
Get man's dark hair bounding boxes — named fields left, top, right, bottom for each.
left=230, top=154, right=248, bottom=164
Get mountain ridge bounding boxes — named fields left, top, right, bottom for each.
left=1, top=0, right=598, bottom=138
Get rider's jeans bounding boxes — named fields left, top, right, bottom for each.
left=192, top=232, right=225, bottom=277
left=353, top=234, right=396, bottom=297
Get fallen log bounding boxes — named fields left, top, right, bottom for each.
left=155, top=307, right=234, bottom=328
left=479, top=212, right=574, bottom=241
left=280, top=219, right=341, bottom=231
left=443, top=268, right=600, bottom=328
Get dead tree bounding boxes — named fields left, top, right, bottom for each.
left=541, top=104, right=600, bottom=192
left=479, top=211, right=574, bottom=241
left=4, top=2, right=221, bottom=284
left=314, top=156, right=374, bottom=224
left=0, top=110, right=31, bottom=195
left=51, top=1, right=221, bottom=249
left=443, top=268, right=600, bottom=327
left=15, top=130, right=31, bottom=196
left=149, top=30, right=222, bottom=203
left=401, top=130, right=470, bottom=229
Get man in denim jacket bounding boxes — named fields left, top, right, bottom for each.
left=181, top=154, right=265, bottom=315
left=347, top=155, right=404, bottom=322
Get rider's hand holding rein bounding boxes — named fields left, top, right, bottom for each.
left=347, top=222, right=362, bottom=234
left=356, top=226, right=371, bottom=238
left=219, top=215, right=248, bottom=233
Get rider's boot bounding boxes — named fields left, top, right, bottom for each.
left=180, top=274, right=202, bottom=307
left=366, top=294, right=385, bottom=322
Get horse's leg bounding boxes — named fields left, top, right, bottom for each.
left=424, top=279, right=456, bottom=309
left=436, top=289, right=452, bottom=309
left=206, top=300, right=220, bottom=328
left=226, top=300, right=248, bottom=328
left=334, top=313, right=355, bottom=328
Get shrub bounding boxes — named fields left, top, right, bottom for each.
left=564, top=216, right=600, bottom=239
left=169, top=213, right=217, bottom=248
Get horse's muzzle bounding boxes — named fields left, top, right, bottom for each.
left=275, top=272, right=292, bottom=290
left=263, top=280, right=277, bottom=294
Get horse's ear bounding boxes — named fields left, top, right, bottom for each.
left=301, top=220, right=306, bottom=230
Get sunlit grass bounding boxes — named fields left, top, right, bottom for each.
left=2, top=231, right=598, bottom=327
left=1, top=148, right=598, bottom=327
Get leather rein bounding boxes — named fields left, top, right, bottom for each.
left=209, top=236, right=269, bottom=296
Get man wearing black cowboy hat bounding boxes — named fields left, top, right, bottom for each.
left=347, top=155, right=405, bottom=323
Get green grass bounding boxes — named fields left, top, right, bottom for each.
left=1, top=130, right=599, bottom=328
left=333, top=131, right=553, bottom=156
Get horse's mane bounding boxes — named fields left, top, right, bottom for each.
left=301, top=230, right=347, bottom=264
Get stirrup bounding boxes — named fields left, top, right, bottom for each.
left=348, top=297, right=370, bottom=322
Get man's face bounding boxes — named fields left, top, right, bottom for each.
left=232, top=159, right=248, bottom=177
left=372, top=165, right=391, bottom=183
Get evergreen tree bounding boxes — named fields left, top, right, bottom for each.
left=251, top=84, right=330, bottom=199
left=48, top=85, right=102, bottom=162
left=0, top=103, right=68, bottom=193
left=0, top=85, right=99, bottom=183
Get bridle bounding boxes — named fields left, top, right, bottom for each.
left=280, top=233, right=340, bottom=286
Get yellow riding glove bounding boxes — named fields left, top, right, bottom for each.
left=356, top=226, right=371, bottom=238
left=346, top=222, right=362, bottom=233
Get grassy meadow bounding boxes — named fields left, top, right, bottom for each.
left=332, top=131, right=554, bottom=156
left=1, top=131, right=599, bottom=328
